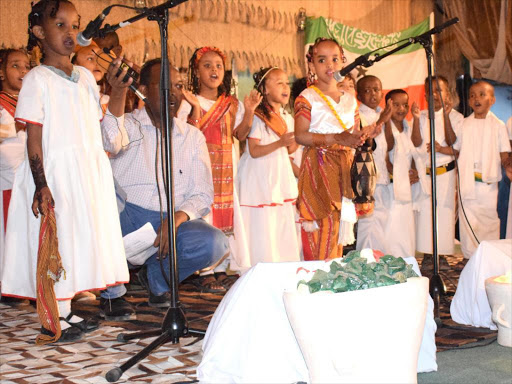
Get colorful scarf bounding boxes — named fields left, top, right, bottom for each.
left=254, top=109, right=288, bottom=137
left=199, top=94, right=239, bottom=234
left=0, top=91, right=17, bottom=118
left=35, top=205, right=66, bottom=345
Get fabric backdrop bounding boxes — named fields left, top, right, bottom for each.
left=0, top=0, right=433, bottom=78
left=305, top=16, right=432, bottom=111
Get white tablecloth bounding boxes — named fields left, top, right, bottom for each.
left=198, top=257, right=438, bottom=383
left=450, top=239, right=512, bottom=330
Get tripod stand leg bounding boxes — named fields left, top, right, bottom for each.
left=106, top=330, right=174, bottom=382
left=117, top=328, right=163, bottom=342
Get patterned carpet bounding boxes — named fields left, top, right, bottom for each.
left=0, top=255, right=498, bottom=383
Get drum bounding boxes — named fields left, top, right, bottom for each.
left=351, top=139, right=377, bottom=216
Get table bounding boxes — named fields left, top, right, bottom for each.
left=451, top=239, right=512, bottom=330
left=197, top=257, right=438, bottom=383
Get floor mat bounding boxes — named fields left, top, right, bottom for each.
left=0, top=253, right=498, bottom=383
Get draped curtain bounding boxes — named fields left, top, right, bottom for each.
left=444, top=0, right=512, bottom=84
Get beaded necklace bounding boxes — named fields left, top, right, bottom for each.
left=310, top=85, right=348, bottom=131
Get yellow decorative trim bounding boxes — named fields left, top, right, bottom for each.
left=310, top=85, right=349, bottom=131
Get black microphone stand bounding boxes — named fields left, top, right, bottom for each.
left=346, top=18, right=459, bottom=322
left=103, top=1, right=202, bottom=382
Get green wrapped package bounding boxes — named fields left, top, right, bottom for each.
left=297, top=254, right=419, bottom=294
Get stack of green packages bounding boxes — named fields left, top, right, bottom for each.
left=297, top=250, right=419, bottom=294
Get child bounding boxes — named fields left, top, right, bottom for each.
left=72, top=43, right=109, bottom=114
left=0, top=49, right=30, bottom=287
left=454, top=81, right=512, bottom=259
left=177, top=46, right=260, bottom=280
left=337, top=73, right=356, bottom=97
left=1, top=0, right=128, bottom=343
left=94, top=31, right=123, bottom=59
left=355, top=75, right=392, bottom=253
left=411, top=76, right=463, bottom=264
left=383, top=89, right=428, bottom=259
left=294, top=38, right=377, bottom=260
left=236, top=67, right=300, bottom=265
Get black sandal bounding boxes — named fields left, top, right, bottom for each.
left=41, top=325, right=83, bottom=343
left=186, top=275, right=227, bottom=293
left=60, top=312, right=100, bottom=333
left=215, top=272, right=239, bottom=290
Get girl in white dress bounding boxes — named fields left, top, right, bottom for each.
left=1, top=0, right=128, bottom=343
left=236, top=67, right=300, bottom=265
left=0, top=49, right=30, bottom=283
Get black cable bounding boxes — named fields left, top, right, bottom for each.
left=145, top=99, right=172, bottom=291
left=153, top=29, right=173, bottom=290
left=431, top=54, right=480, bottom=246
left=103, top=111, right=144, bottom=147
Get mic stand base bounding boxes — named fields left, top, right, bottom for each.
left=105, top=303, right=205, bottom=383
left=429, top=273, right=447, bottom=327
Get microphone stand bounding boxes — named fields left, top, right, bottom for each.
left=103, top=1, right=201, bottom=382
left=347, top=18, right=459, bottom=322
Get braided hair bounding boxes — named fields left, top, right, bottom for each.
left=306, top=37, right=346, bottom=63
left=27, top=0, right=77, bottom=57
left=306, top=37, right=346, bottom=86
left=188, top=47, right=232, bottom=97
left=253, top=67, right=278, bottom=120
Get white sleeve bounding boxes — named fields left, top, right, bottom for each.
left=79, top=67, right=103, bottom=119
left=176, top=129, right=213, bottom=220
left=450, top=111, right=464, bottom=146
left=247, top=116, right=263, bottom=140
left=177, top=99, right=192, bottom=122
left=0, top=109, right=16, bottom=140
left=498, top=121, right=512, bottom=153
left=419, top=111, right=428, bottom=144
left=235, top=99, right=245, bottom=128
left=506, top=117, right=512, bottom=140
left=101, top=110, right=142, bottom=156
left=14, top=69, right=45, bottom=126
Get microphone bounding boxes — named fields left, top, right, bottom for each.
left=96, top=48, right=147, bottom=102
left=77, top=6, right=113, bottom=47
left=333, top=53, right=371, bottom=82
left=97, top=0, right=189, bottom=37
left=409, top=17, right=459, bottom=44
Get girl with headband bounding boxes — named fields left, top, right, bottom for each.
left=236, top=67, right=300, bottom=266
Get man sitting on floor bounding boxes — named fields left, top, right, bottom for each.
left=99, top=58, right=229, bottom=320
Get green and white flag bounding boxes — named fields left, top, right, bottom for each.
left=306, top=16, right=433, bottom=111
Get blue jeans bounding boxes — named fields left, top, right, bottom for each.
left=102, top=202, right=228, bottom=298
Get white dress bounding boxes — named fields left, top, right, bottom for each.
left=236, top=110, right=300, bottom=265
left=1, top=66, right=129, bottom=300
left=0, top=109, right=26, bottom=281
left=356, top=104, right=392, bottom=253
left=415, top=108, right=463, bottom=255
left=177, top=95, right=251, bottom=271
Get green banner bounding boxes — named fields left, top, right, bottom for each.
left=305, top=17, right=430, bottom=55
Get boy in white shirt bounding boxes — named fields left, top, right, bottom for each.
left=410, top=76, right=463, bottom=268
left=355, top=75, right=392, bottom=253
left=454, top=81, right=512, bottom=258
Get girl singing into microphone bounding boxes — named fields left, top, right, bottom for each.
left=1, top=0, right=129, bottom=344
